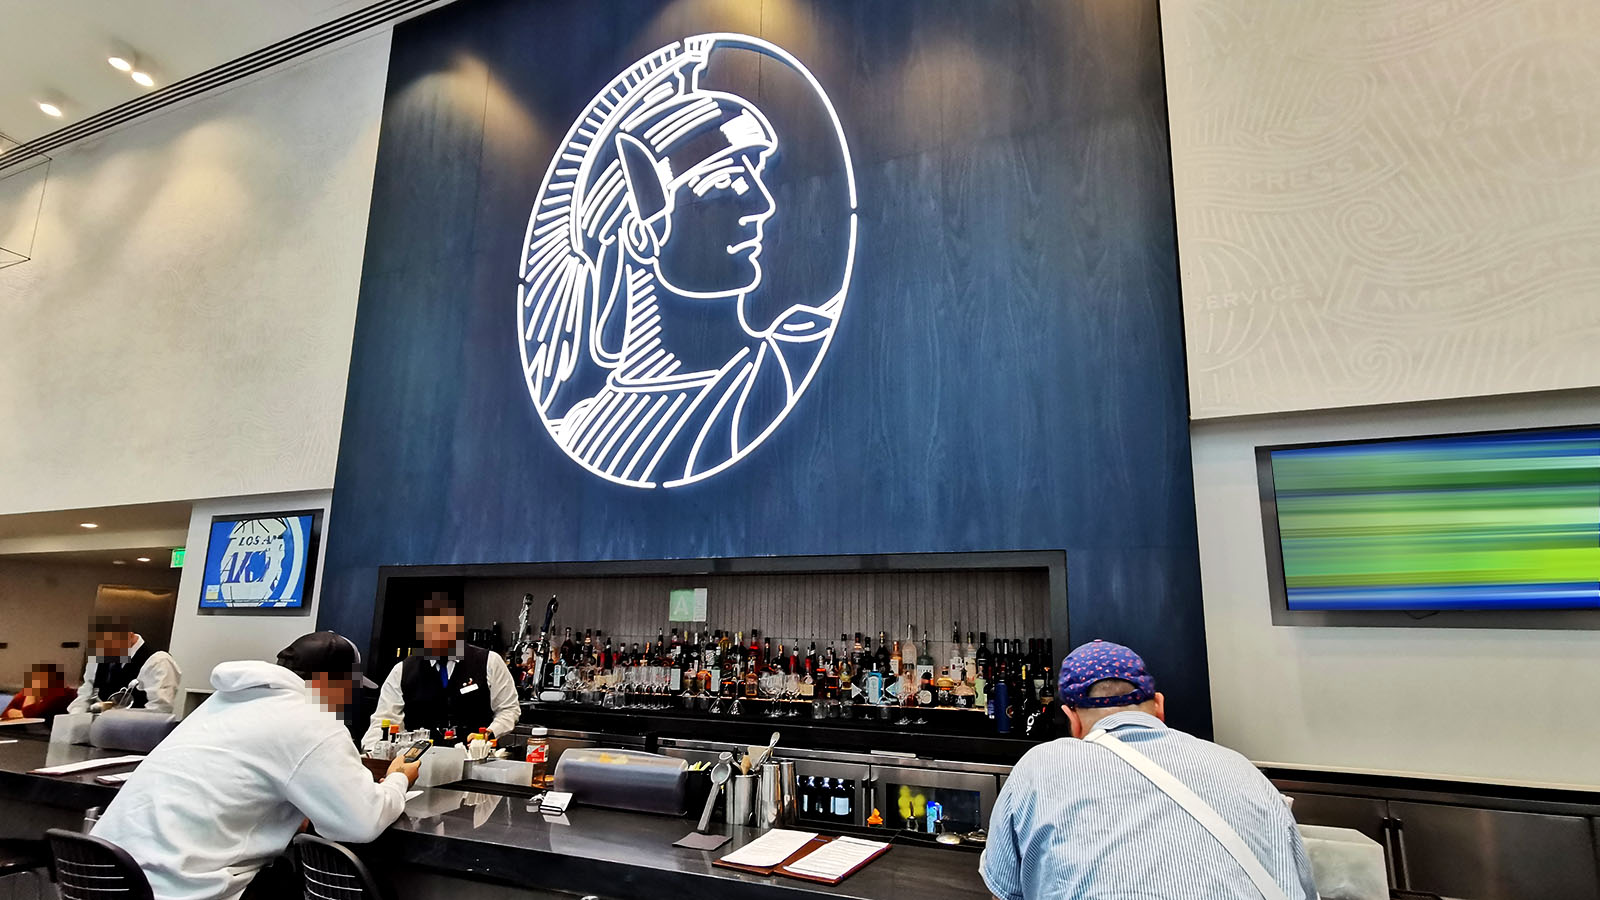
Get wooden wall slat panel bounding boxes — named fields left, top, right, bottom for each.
left=463, top=569, right=1050, bottom=664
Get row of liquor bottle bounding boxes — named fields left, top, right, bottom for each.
left=512, top=624, right=1059, bottom=735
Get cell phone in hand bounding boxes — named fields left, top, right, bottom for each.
left=402, top=740, right=431, bottom=764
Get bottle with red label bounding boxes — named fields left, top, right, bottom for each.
left=525, top=726, right=550, bottom=787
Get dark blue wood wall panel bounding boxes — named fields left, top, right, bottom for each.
left=323, top=0, right=1210, bottom=734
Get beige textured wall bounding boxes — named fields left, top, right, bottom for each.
left=0, top=560, right=181, bottom=691
left=1163, top=0, right=1600, bottom=418
left=166, top=491, right=331, bottom=703
left=1191, top=388, right=1600, bottom=787
left=0, top=35, right=390, bottom=514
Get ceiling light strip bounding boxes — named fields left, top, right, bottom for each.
left=0, top=0, right=450, bottom=171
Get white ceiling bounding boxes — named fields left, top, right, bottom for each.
left=0, top=500, right=191, bottom=563
left=0, top=0, right=379, bottom=144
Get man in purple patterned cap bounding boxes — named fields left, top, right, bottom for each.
left=980, top=640, right=1316, bottom=900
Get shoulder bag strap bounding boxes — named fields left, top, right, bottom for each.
left=1085, top=729, right=1291, bottom=900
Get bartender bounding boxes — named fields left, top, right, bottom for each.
left=362, top=591, right=520, bottom=750
left=68, top=617, right=181, bottom=714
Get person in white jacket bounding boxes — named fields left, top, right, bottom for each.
left=91, top=632, right=421, bottom=900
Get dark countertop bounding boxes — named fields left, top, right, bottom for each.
left=382, top=790, right=989, bottom=900
left=0, top=732, right=991, bottom=900
left=0, top=730, right=126, bottom=810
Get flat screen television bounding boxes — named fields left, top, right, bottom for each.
left=1258, top=425, right=1600, bottom=628
left=198, top=510, right=322, bottom=612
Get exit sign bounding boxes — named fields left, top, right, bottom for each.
left=170, top=548, right=186, bottom=568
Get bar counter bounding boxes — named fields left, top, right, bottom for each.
left=0, top=732, right=992, bottom=900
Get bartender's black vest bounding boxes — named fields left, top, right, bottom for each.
left=399, top=645, right=494, bottom=734
left=92, top=641, right=157, bottom=708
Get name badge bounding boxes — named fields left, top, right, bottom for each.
left=459, top=682, right=480, bottom=695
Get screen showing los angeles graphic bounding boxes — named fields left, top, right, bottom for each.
left=1265, top=426, right=1600, bottom=612
left=199, top=513, right=318, bottom=610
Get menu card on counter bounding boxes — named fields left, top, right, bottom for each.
left=714, top=830, right=890, bottom=885
left=31, top=755, right=145, bottom=776
left=715, top=829, right=820, bottom=872
left=777, top=836, right=891, bottom=885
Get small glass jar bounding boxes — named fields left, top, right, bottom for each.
left=525, top=726, right=550, bottom=787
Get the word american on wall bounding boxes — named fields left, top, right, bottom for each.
left=516, top=33, right=858, bottom=489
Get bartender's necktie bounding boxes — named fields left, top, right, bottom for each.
left=438, top=660, right=450, bottom=687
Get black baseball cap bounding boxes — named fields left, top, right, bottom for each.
left=276, top=632, right=377, bottom=688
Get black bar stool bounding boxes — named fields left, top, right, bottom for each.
left=292, top=834, right=385, bottom=900
left=0, top=838, right=50, bottom=900
left=44, top=829, right=152, bottom=900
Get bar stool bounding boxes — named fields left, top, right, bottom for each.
left=44, top=829, right=153, bottom=900
left=292, top=834, right=386, bottom=900
left=0, top=838, right=50, bottom=900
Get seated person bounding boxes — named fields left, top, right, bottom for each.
left=68, top=616, right=181, bottom=714
left=2, top=663, right=75, bottom=720
left=92, top=631, right=420, bottom=900
left=981, top=640, right=1316, bottom=900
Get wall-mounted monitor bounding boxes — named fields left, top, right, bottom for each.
left=198, top=510, right=322, bottom=613
left=1258, top=425, right=1600, bottom=628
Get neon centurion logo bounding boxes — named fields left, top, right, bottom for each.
left=517, top=34, right=857, bottom=488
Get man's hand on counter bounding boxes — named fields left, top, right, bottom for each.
left=387, top=755, right=422, bottom=787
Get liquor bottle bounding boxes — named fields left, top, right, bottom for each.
left=865, top=659, right=884, bottom=705
left=975, top=632, right=991, bottom=683
left=964, top=631, right=977, bottom=682
left=743, top=662, right=759, bottom=698
left=915, top=667, right=934, bottom=708
left=949, top=623, right=963, bottom=679
left=1031, top=643, right=1047, bottom=698
left=994, top=676, right=1011, bottom=734
left=876, top=631, right=891, bottom=671
left=559, top=628, right=575, bottom=665
left=763, top=636, right=774, bottom=672
left=889, top=640, right=903, bottom=677
left=953, top=672, right=975, bottom=709
left=915, top=631, right=935, bottom=684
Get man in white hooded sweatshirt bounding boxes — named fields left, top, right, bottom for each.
left=92, top=632, right=420, bottom=900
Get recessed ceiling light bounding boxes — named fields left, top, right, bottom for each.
left=80, top=522, right=99, bottom=529
left=108, top=57, right=132, bottom=72
left=130, top=71, right=155, bottom=88
left=38, top=102, right=63, bottom=117
left=136, top=557, right=152, bottom=563
left=112, top=560, right=127, bottom=565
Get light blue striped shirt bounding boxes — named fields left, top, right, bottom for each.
left=980, top=711, right=1316, bottom=900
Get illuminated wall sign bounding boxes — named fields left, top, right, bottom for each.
left=199, top=514, right=317, bottom=609
left=517, top=33, right=857, bottom=488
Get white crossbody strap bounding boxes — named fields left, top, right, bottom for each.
left=1086, top=730, right=1290, bottom=900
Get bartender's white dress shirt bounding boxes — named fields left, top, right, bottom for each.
left=360, top=648, right=520, bottom=751
left=67, top=634, right=182, bottom=714
left=93, top=660, right=409, bottom=900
